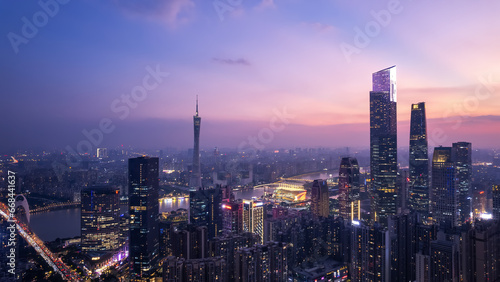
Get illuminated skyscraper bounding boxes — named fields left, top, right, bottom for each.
left=81, top=186, right=121, bottom=254
left=370, top=66, right=398, bottom=226
left=408, top=102, right=429, bottom=220
left=190, top=96, right=202, bottom=188
left=431, top=147, right=459, bottom=227
left=453, top=142, right=472, bottom=224
left=311, top=179, right=329, bottom=218
left=128, top=156, right=160, bottom=278
left=242, top=200, right=265, bottom=243
left=338, top=157, right=360, bottom=221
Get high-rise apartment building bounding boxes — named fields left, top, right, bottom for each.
left=311, top=179, right=329, bottom=218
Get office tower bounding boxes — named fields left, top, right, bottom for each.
left=311, top=179, right=329, bottom=218
left=461, top=220, right=500, bottom=282
left=128, top=156, right=160, bottom=278
left=163, top=256, right=228, bottom=282
left=241, top=200, right=265, bottom=243
left=370, top=66, right=398, bottom=226
left=339, top=157, right=360, bottom=221
left=222, top=201, right=243, bottom=235
left=350, top=222, right=391, bottom=282
left=189, top=187, right=223, bottom=239
left=430, top=230, right=460, bottom=282
left=493, top=185, right=500, bottom=219
left=453, top=142, right=472, bottom=224
left=409, top=102, right=429, bottom=220
left=81, top=186, right=121, bottom=254
left=431, top=147, right=459, bottom=227
left=190, top=96, right=202, bottom=188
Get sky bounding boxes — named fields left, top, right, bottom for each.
left=1, top=0, right=500, bottom=153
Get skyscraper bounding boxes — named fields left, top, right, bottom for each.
left=128, top=156, right=160, bottom=278
left=370, top=66, right=398, bottom=226
left=241, top=200, right=265, bottom=243
left=311, top=179, right=329, bottom=218
left=493, top=185, right=500, bottom=220
left=431, top=147, right=459, bottom=227
left=190, top=96, right=202, bottom=188
left=409, top=102, right=429, bottom=220
left=189, top=187, right=223, bottom=239
left=338, top=157, right=360, bottom=221
left=81, top=186, right=121, bottom=254
left=452, top=142, right=472, bottom=224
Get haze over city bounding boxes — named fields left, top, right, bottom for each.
left=1, top=0, right=500, bottom=152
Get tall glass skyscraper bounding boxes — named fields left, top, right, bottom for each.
left=339, top=157, right=361, bottom=222
left=370, top=66, right=398, bottom=226
left=128, top=156, right=160, bottom=278
left=408, top=102, right=429, bottom=221
left=453, top=142, right=472, bottom=224
left=190, top=96, right=202, bottom=188
left=431, top=147, right=459, bottom=227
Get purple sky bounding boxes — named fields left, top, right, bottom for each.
left=1, top=0, right=500, bottom=152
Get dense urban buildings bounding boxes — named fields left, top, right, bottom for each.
left=80, top=186, right=121, bottom=254
left=338, top=157, right=360, bottom=221
left=311, top=179, right=329, bottom=218
left=128, top=156, right=160, bottom=278
left=408, top=102, right=430, bottom=221
left=369, top=66, right=398, bottom=227
left=3, top=64, right=500, bottom=281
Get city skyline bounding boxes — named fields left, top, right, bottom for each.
left=1, top=1, right=500, bottom=152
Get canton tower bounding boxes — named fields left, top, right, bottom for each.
left=190, top=96, right=202, bottom=189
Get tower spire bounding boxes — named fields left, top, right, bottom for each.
left=196, top=95, right=199, bottom=116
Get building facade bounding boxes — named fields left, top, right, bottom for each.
left=128, top=156, right=160, bottom=278
left=370, top=66, right=398, bottom=227
left=81, top=186, right=121, bottom=253
left=409, top=102, right=429, bottom=221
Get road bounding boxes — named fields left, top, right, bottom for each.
left=0, top=202, right=82, bottom=281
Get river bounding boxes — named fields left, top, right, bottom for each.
left=30, top=171, right=333, bottom=242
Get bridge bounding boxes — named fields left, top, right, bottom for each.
left=0, top=202, right=82, bottom=281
